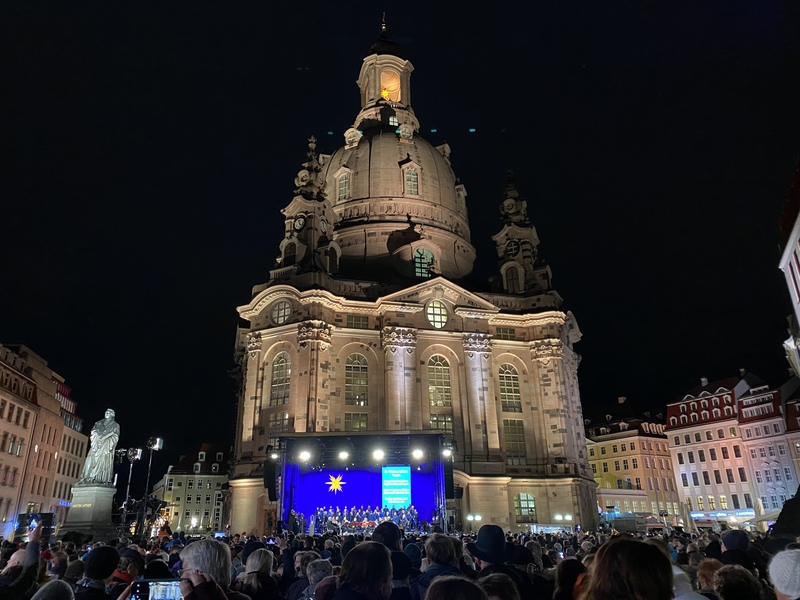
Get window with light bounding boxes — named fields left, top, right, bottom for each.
left=345, top=354, right=368, bottom=406
left=338, top=173, right=350, bottom=201
left=269, top=353, right=291, bottom=406
left=405, top=168, right=419, bottom=195
left=499, top=364, right=522, bottom=412
left=271, top=301, right=291, bottom=325
left=414, top=248, right=434, bottom=278
left=514, top=493, right=537, bottom=522
left=428, top=356, right=452, bottom=407
left=425, top=300, right=447, bottom=328
left=503, top=418, right=526, bottom=465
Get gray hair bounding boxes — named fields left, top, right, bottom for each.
left=180, top=539, right=231, bottom=588
left=306, top=559, right=333, bottom=585
left=31, top=580, right=75, bottom=600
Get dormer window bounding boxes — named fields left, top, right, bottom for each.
left=194, top=463, right=201, bottom=473
left=212, top=463, right=219, bottom=473
left=216, top=452, right=223, bottom=462
left=413, top=248, right=434, bottom=278
left=198, top=451, right=206, bottom=462
left=338, top=173, right=351, bottom=201
left=405, top=168, right=419, bottom=195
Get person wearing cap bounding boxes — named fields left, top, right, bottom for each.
left=75, top=546, right=120, bottom=600
left=467, top=525, right=533, bottom=599
left=768, top=549, right=800, bottom=600
left=408, top=534, right=460, bottom=600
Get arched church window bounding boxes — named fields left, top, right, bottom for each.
left=283, top=242, right=296, bottom=267
left=428, top=355, right=452, bottom=407
left=380, top=69, right=401, bottom=102
left=414, top=248, right=434, bottom=278
left=499, top=364, right=522, bottom=413
left=514, top=493, right=537, bottom=522
left=505, top=266, right=521, bottom=293
left=338, top=173, right=350, bottom=201
left=405, top=168, right=419, bottom=195
left=345, top=354, right=368, bottom=406
left=269, top=353, right=291, bottom=406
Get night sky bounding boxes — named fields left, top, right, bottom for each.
left=3, top=2, right=800, bottom=495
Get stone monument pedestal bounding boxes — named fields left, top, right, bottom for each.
left=61, top=484, right=119, bottom=542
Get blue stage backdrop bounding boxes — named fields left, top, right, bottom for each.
left=282, top=464, right=440, bottom=524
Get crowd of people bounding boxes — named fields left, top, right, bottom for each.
left=2, top=519, right=799, bottom=600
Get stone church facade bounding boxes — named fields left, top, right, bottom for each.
left=229, top=28, right=597, bottom=535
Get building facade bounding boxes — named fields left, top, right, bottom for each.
left=667, top=375, right=767, bottom=529
left=737, top=383, right=798, bottom=517
left=228, top=28, right=597, bottom=535
left=586, top=400, right=682, bottom=528
left=152, top=443, right=229, bottom=534
left=0, top=344, right=87, bottom=538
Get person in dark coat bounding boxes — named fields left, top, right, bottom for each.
left=409, top=534, right=461, bottom=600
left=390, top=552, right=412, bottom=600
left=334, top=542, right=392, bottom=600
left=74, top=546, right=120, bottom=600
left=467, top=525, right=534, bottom=600
left=0, top=523, right=42, bottom=600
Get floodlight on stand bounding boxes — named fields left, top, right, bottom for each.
left=299, top=450, right=311, bottom=462
left=442, top=448, right=452, bottom=458
left=475, top=514, right=482, bottom=521
left=372, top=449, right=385, bottom=461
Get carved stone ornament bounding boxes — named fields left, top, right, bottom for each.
left=297, top=320, right=333, bottom=348
left=462, top=333, right=492, bottom=356
left=532, top=340, right=564, bottom=364
left=381, top=327, right=417, bottom=354
left=246, top=332, right=262, bottom=357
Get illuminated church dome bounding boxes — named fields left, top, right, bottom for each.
left=320, top=27, right=476, bottom=281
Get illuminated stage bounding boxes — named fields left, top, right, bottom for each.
left=273, top=433, right=449, bottom=533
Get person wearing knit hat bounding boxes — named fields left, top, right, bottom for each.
left=768, top=549, right=800, bottom=600
left=721, top=530, right=749, bottom=553
left=75, top=546, right=120, bottom=599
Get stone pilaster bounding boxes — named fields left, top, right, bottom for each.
left=462, top=333, right=500, bottom=456
left=297, top=321, right=332, bottom=432
left=381, top=327, right=417, bottom=430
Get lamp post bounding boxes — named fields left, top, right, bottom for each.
left=119, top=447, right=142, bottom=536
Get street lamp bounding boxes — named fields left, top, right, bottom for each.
left=119, top=447, right=142, bottom=535
left=144, top=438, right=164, bottom=500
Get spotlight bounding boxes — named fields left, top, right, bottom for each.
left=442, top=448, right=452, bottom=458
left=270, top=452, right=279, bottom=460
left=299, top=450, right=311, bottom=461
left=411, top=448, right=424, bottom=460
left=339, top=451, right=349, bottom=460
left=372, top=449, right=385, bottom=461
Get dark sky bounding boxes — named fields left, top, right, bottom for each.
left=3, top=2, right=800, bottom=495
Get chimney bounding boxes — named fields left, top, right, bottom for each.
left=739, top=368, right=746, bottom=377
left=701, top=377, right=708, bottom=387
left=617, top=396, right=627, bottom=404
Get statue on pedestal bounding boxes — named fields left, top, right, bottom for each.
left=78, top=408, right=120, bottom=485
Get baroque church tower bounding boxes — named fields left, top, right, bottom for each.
left=229, top=26, right=597, bottom=534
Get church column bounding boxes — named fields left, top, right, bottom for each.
left=461, top=333, right=500, bottom=458
left=381, top=327, right=417, bottom=431
left=297, top=321, right=332, bottom=433
left=236, top=332, right=262, bottom=464
left=531, top=336, right=576, bottom=475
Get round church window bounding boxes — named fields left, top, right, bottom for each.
left=271, top=301, right=291, bottom=325
left=426, top=300, right=448, bottom=329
